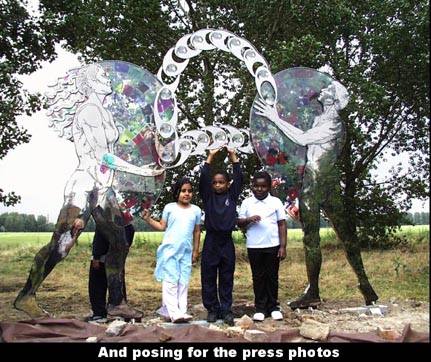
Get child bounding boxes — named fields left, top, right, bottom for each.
left=142, top=178, right=201, bottom=323
left=199, top=147, right=243, bottom=325
left=237, top=170, right=287, bottom=321
left=86, top=212, right=138, bottom=323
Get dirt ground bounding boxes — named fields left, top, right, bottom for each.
left=175, top=299, right=429, bottom=336
left=2, top=288, right=428, bottom=338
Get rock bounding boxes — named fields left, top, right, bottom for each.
left=299, top=319, right=330, bottom=341
left=86, top=336, right=98, bottom=343
left=225, top=326, right=245, bottom=338
left=105, top=320, right=127, bottom=337
left=159, top=331, right=172, bottom=342
left=234, top=314, right=254, bottom=329
left=208, top=324, right=223, bottom=332
left=377, top=326, right=401, bottom=341
left=244, top=329, right=269, bottom=342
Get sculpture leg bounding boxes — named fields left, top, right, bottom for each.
left=322, top=182, right=378, bottom=305
left=92, top=202, right=143, bottom=320
left=289, top=192, right=322, bottom=309
left=14, top=206, right=82, bottom=318
left=323, top=197, right=378, bottom=305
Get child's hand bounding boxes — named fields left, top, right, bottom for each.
left=227, top=147, right=238, bottom=162
left=278, top=246, right=287, bottom=260
left=92, top=259, right=101, bottom=270
left=141, top=209, right=150, bottom=221
left=209, top=147, right=222, bottom=156
left=71, top=218, right=84, bottom=238
left=249, top=215, right=261, bottom=223
left=206, top=147, right=222, bottom=163
left=192, top=250, right=199, bottom=264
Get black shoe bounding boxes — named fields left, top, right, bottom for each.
left=207, top=311, right=218, bottom=323
left=223, top=313, right=234, bottom=326
left=85, top=315, right=108, bottom=323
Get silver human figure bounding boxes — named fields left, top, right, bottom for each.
left=255, top=81, right=378, bottom=308
left=14, top=64, right=162, bottom=319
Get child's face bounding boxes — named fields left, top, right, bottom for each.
left=212, top=174, right=229, bottom=194
left=178, top=183, right=193, bottom=205
left=252, top=178, right=270, bottom=200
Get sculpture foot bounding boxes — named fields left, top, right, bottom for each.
left=14, top=293, right=50, bottom=319
left=288, top=294, right=321, bottom=310
left=108, top=302, right=143, bottom=322
left=359, top=283, right=378, bottom=305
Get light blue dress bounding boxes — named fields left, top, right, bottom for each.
left=154, top=202, right=201, bottom=286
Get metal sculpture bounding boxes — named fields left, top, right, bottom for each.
left=14, top=62, right=164, bottom=319
left=15, top=28, right=378, bottom=318
left=253, top=67, right=378, bottom=308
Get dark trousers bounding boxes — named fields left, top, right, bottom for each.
left=201, top=232, right=235, bottom=316
left=88, top=262, right=108, bottom=317
left=247, top=246, right=280, bottom=316
left=88, top=262, right=128, bottom=317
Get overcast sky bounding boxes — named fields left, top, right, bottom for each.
left=0, top=46, right=428, bottom=222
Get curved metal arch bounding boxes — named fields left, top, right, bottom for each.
left=154, top=29, right=277, bottom=168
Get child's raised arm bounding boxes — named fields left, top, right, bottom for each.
left=206, top=147, right=222, bottom=164
left=227, top=147, right=238, bottom=163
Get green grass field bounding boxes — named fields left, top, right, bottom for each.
left=0, top=225, right=428, bottom=322
left=1, top=224, right=428, bottom=249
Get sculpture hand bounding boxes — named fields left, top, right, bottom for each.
left=254, top=98, right=279, bottom=123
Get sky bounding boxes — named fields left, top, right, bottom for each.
left=0, top=46, right=429, bottom=222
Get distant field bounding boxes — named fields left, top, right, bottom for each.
left=0, top=225, right=428, bottom=249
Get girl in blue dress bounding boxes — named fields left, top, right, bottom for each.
left=142, top=177, right=201, bottom=323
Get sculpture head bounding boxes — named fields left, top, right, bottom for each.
left=318, top=81, right=349, bottom=111
left=76, top=63, right=111, bottom=97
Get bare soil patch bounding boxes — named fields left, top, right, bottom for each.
left=2, top=286, right=428, bottom=338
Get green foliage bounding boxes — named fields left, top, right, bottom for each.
left=7, top=0, right=429, bottom=249
left=0, top=212, right=55, bottom=232
left=131, top=231, right=164, bottom=252
left=392, top=255, right=407, bottom=277
left=0, top=0, right=59, bottom=206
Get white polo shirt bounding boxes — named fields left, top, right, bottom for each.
left=238, top=194, right=286, bottom=248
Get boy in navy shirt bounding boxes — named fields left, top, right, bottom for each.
left=199, top=147, right=243, bottom=325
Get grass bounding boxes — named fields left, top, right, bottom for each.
left=0, top=225, right=428, bottom=321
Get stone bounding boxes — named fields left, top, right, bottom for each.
left=244, top=329, right=269, bottom=342
left=234, top=314, right=254, bottom=329
left=159, top=331, right=173, bottom=342
left=377, top=326, right=401, bottom=341
left=105, top=320, right=127, bottom=337
left=299, top=319, right=330, bottom=341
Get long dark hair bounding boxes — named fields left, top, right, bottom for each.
left=172, top=177, right=193, bottom=201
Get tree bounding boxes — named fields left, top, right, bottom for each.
left=0, top=0, right=59, bottom=206
left=38, top=0, right=428, bottom=238
left=0, top=212, right=54, bottom=231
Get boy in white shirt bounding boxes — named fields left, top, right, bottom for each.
left=237, top=171, right=287, bottom=321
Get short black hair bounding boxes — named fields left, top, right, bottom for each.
left=213, top=169, right=230, bottom=182
left=172, top=177, right=193, bottom=201
left=252, top=171, right=272, bottom=186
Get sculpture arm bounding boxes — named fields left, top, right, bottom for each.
left=102, top=153, right=165, bottom=176
left=254, top=99, right=337, bottom=146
